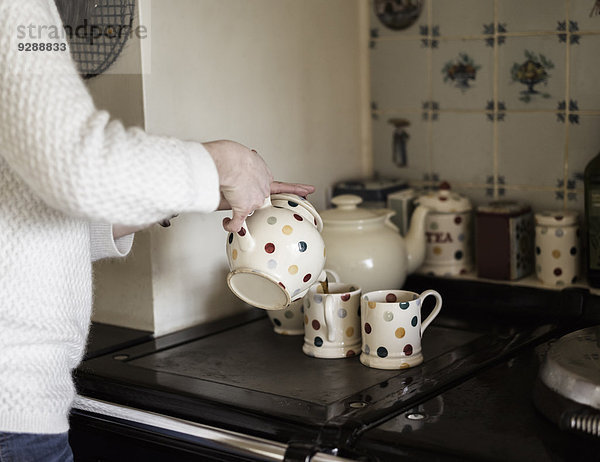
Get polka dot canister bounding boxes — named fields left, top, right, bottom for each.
left=535, top=211, right=580, bottom=287
left=415, top=182, right=473, bottom=276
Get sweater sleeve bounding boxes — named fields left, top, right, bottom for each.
left=89, top=223, right=135, bottom=262
left=0, top=0, right=220, bottom=226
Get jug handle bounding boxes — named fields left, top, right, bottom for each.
left=237, top=196, right=272, bottom=252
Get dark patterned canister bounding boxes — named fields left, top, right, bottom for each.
left=476, top=201, right=535, bottom=280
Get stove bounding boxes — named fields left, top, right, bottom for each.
left=70, top=276, right=600, bottom=461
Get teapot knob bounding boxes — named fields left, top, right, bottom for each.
left=331, top=194, right=363, bottom=210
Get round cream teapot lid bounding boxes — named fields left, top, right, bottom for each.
left=320, top=194, right=390, bottom=223
left=416, top=182, right=471, bottom=213
left=534, top=210, right=578, bottom=226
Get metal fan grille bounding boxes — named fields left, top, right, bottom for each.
left=68, top=0, right=136, bottom=78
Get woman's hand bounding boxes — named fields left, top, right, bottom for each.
left=216, top=181, right=316, bottom=211
left=204, top=140, right=272, bottom=233
left=205, top=140, right=316, bottom=233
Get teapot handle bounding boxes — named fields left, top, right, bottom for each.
left=237, top=196, right=272, bottom=252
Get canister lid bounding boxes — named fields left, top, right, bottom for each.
left=535, top=210, right=578, bottom=226
left=415, top=182, right=471, bottom=213
left=320, top=194, right=390, bottom=224
left=477, top=200, right=531, bottom=216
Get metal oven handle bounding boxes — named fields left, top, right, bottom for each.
left=73, top=395, right=357, bottom=462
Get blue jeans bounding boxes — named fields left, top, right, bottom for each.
left=0, top=432, right=73, bottom=462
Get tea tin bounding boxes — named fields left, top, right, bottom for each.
left=415, top=183, right=473, bottom=276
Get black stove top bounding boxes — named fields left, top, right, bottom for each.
left=72, top=276, right=600, bottom=461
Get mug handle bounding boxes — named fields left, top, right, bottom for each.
left=323, top=295, right=337, bottom=343
left=419, top=289, right=443, bottom=335
left=324, top=268, right=340, bottom=283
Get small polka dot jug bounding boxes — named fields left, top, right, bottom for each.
left=535, top=211, right=580, bottom=287
left=360, top=289, right=442, bottom=370
left=226, top=194, right=327, bottom=310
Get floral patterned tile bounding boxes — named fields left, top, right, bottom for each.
left=431, top=0, right=493, bottom=37
left=498, top=36, right=566, bottom=110
left=371, top=38, right=429, bottom=110
left=570, top=33, right=600, bottom=110
left=431, top=113, right=493, bottom=185
left=497, top=0, right=567, bottom=33
left=497, top=113, right=565, bottom=188
left=432, top=39, right=493, bottom=110
left=570, top=0, right=600, bottom=32
left=372, top=113, right=431, bottom=181
left=568, top=115, right=600, bottom=177
left=501, top=189, right=577, bottom=214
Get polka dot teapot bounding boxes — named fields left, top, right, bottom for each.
left=226, top=194, right=327, bottom=310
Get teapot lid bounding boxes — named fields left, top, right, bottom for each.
left=321, top=195, right=391, bottom=224
left=534, top=210, right=578, bottom=226
left=271, top=193, right=323, bottom=232
left=415, top=182, right=471, bottom=213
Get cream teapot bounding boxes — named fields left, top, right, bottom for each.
left=320, top=195, right=429, bottom=292
left=226, top=194, right=327, bottom=310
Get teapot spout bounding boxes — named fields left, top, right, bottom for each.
left=405, top=205, right=430, bottom=274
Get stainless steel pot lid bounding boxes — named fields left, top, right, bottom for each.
left=538, top=325, right=600, bottom=410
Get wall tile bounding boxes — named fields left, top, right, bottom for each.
left=452, top=186, right=491, bottom=207
left=431, top=112, right=493, bottom=185
left=570, top=33, right=600, bottom=110
left=432, top=0, right=493, bottom=37
left=570, top=0, right=600, bottom=31
left=498, top=0, right=566, bottom=33
left=501, top=189, right=570, bottom=213
left=371, top=38, right=429, bottom=110
left=369, top=0, right=598, bottom=240
left=568, top=115, right=600, bottom=176
left=498, top=35, right=566, bottom=110
left=498, top=113, right=565, bottom=187
left=432, top=39, right=493, bottom=110
left=372, top=113, right=431, bottom=181
left=370, top=0, right=429, bottom=38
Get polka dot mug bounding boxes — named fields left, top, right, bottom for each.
left=360, top=289, right=442, bottom=370
left=226, top=194, right=327, bottom=310
left=266, top=298, right=305, bottom=335
left=302, top=283, right=362, bottom=358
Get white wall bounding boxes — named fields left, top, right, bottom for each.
left=87, top=8, right=156, bottom=331
left=91, top=0, right=371, bottom=335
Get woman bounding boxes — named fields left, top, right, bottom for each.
left=0, top=1, right=313, bottom=460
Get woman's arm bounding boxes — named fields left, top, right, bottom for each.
left=0, top=0, right=220, bottom=226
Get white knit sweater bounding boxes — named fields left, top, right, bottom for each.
left=0, top=0, right=220, bottom=433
